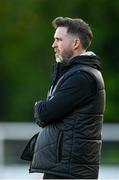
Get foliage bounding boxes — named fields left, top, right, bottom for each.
left=0, top=0, right=119, bottom=122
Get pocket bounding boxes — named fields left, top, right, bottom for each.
left=56, top=131, right=63, bottom=163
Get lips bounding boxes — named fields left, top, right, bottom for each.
left=54, top=48, right=59, bottom=53
left=55, top=51, right=58, bottom=54
left=54, top=48, right=61, bottom=57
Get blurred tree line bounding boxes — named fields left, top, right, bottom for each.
left=0, top=0, right=119, bottom=122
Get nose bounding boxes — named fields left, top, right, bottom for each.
left=52, top=40, right=56, bottom=48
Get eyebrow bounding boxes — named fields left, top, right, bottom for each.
left=54, top=37, right=62, bottom=41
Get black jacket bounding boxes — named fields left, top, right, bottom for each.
left=30, top=55, right=106, bottom=179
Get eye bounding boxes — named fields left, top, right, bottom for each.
left=55, top=38, right=62, bottom=42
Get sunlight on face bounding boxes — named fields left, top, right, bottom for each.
left=52, top=27, right=75, bottom=62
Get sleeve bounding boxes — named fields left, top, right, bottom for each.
left=34, top=71, right=96, bottom=127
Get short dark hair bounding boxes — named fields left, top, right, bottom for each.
left=52, top=17, right=93, bottom=50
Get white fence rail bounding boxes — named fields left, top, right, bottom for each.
left=0, top=122, right=119, bottom=141
left=0, top=122, right=119, bottom=165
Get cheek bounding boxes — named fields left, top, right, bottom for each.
left=59, top=41, right=72, bottom=53
left=58, top=43, right=64, bottom=51
left=65, top=43, right=73, bottom=52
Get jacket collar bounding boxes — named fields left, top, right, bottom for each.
left=52, top=51, right=101, bottom=82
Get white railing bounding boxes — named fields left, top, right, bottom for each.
left=0, top=122, right=40, bottom=140
left=102, top=123, right=119, bottom=141
left=0, top=122, right=119, bottom=165
left=0, top=122, right=118, bottom=141
left=0, top=122, right=40, bottom=165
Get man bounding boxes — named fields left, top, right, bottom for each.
left=30, top=17, right=106, bottom=179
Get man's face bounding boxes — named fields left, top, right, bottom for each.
left=52, top=27, right=74, bottom=62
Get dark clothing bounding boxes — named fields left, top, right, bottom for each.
left=29, top=55, right=106, bottom=179
left=43, top=173, right=70, bottom=179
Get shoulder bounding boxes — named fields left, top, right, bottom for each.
left=64, top=67, right=96, bottom=84
left=74, top=71, right=96, bottom=89
left=61, top=69, right=96, bottom=92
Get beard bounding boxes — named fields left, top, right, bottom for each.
left=55, top=49, right=73, bottom=64
left=55, top=54, right=63, bottom=63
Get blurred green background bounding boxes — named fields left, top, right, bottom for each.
left=0, top=0, right=119, bottom=123
left=0, top=0, right=119, bottom=169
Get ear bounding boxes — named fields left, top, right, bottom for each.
left=72, top=38, right=80, bottom=50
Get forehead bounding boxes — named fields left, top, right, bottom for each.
left=54, top=27, right=68, bottom=38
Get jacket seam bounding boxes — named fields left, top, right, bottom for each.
left=34, top=141, right=56, bottom=154
left=68, top=118, right=77, bottom=174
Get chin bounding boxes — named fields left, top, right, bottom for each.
left=56, top=57, right=63, bottom=63
left=55, top=55, right=63, bottom=63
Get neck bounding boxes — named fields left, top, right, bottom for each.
left=56, top=49, right=86, bottom=65
left=70, top=49, right=86, bottom=60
